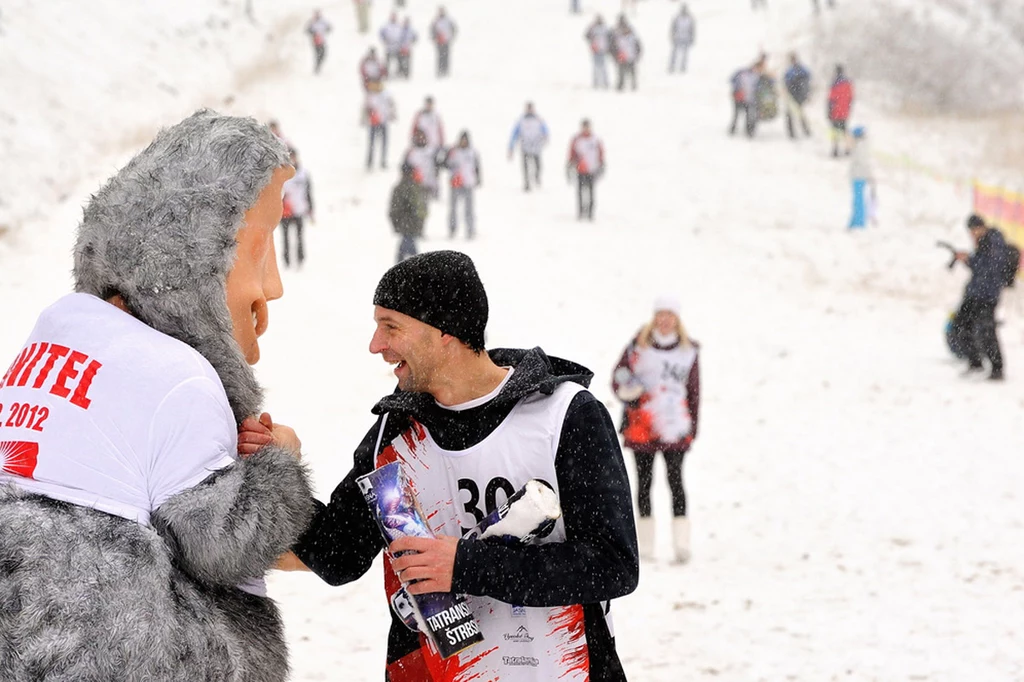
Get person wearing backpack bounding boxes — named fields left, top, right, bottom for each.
left=784, top=53, right=812, bottom=139
left=951, top=214, right=1016, bottom=380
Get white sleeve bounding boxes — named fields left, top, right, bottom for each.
left=147, top=376, right=238, bottom=510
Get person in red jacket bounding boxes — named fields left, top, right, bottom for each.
left=827, top=64, right=854, bottom=157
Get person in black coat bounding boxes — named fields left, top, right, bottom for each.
left=951, top=214, right=1014, bottom=380
left=389, top=163, right=428, bottom=263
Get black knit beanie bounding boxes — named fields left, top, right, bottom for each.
left=373, top=250, right=488, bottom=351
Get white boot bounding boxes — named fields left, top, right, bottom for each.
left=636, top=517, right=655, bottom=561
left=672, top=516, right=691, bottom=564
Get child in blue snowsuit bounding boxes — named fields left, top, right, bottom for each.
left=848, top=126, right=874, bottom=228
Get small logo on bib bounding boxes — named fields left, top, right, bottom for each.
left=503, top=625, right=534, bottom=643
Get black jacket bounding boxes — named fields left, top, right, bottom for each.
left=294, top=347, right=638, bottom=680
left=388, top=176, right=427, bottom=237
left=965, top=228, right=1010, bottom=303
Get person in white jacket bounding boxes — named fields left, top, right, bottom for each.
left=398, top=18, right=417, bottom=78
left=430, top=7, right=457, bottom=77
left=444, top=131, right=482, bottom=239
left=669, top=5, right=695, bottom=73
left=380, top=13, right=404, bottom=77
left=306, top=10, right=332, bottom=74
left=507, top=102, right=550, bottom=192
left=585, top=15, right=611, bottom=89
left=612, top=296, right=701, bottom=564
left=364, top=81, right=397, bottom=171
left=280, top=148, right=315, bottom=268
left=848, top=126, right=876, bottom=229
left=612, top=16, right=642, bottom=91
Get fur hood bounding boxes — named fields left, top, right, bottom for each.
left=72, top=110, right=290, bottom=423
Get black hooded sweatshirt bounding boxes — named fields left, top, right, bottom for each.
left=294, top=347, right=639, bottom=681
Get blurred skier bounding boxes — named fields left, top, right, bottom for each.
left=612, top=16, right=642, bottom=91
left=813, top=0, right=836, bottom=12
left=306, top=10, right=332, bottom=74
left=444, top=131, right=482, bottom=239
left=951, top=214, right=1015, bottom=380
left=354, top=0, right=371, bottom=34
left=280, top=148, right=315, bottom=269
left=398, top=18, right=417, bottom=78
left=613, top=296, right=700, bottom=563
left=508, top=102, right=550, bottom=192
left=585, top=15, right=611, bottom=89
left=751, top=0, right=767, bottom=8
left=389, top=162, right=428, bottom=263
left=430, top=7, right=457, bottom=77
left=571, top=0, right=581, bottom=14
left=848, top=126, right=875, bottom=229
left=567, top=118, right=605, bottom=221
left=364, top=80, right=396, bottom=171
left=783, top=53, right=812, bottom=139
left=729, top=59, right=762, bottom=137
left=380, top=13, right=404, bottom=76
left=828, top=64, right=854, bottom=157
left=669, top=5, right=695, bottom=74
left=403, top=129, right=442, bottom=201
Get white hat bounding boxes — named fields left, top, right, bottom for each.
left=653, top=295, right=681, bottom=317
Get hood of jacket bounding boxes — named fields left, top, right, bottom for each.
left=372, top=346, right=593, bottom=419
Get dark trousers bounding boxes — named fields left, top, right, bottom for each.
left=616, top=61, right=637, bottom=91
left=280, top=217, right=305, bottom=267
left=436, top=44, right=450, bottom=76
left=954, top=297, right=1003, bottom=372
left=367, top=125, right=388, bottom=169
left=313, top=44, right=326, bottom=74
left=396, top=234, right=418, bottom=263
left=730, top=101, right=756, bottom=137
left=398, top=52, right=412, bottom=77
left=522, top=153, right=541, bottom=190
left=633, top=449, right=689, bottom=517
left=577, top=173, right=595, bottom=219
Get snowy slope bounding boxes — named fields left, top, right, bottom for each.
left=2, top=0, right=1024, bottom=681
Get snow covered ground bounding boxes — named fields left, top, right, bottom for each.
left=2, top=0, right=1023, bottom=680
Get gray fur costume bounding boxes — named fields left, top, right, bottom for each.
left=0, top=111, right=314, bottom=681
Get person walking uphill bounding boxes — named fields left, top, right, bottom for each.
left=389, top=162, right=428, bottom=263
left=508, top=102, right=550, bottom=192
left=431, top=6, right=457, bottom=77
left=586, top=15, right=611, bottom=89
left=567, top=118, right=605, bottom=221
left=612, top=296, right=700, bottom=564
left=306, top=10, right=332, bottom=74
left=289, top=251, right=639, bottom=681
left=0, top=110, right=314, bottom=681
left=951, top=214, right=1017, bottom=380
left=444, top=131, right=481, bottom=239
left=280, top=148, right=315, bottom=268
left=612, top=15, right=642, bottom=91
left=364, top=80, right=397, bottom=171
left=669, top=4, right=695, bottom=73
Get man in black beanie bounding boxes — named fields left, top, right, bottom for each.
left=282, top=250, right=639, bottom=680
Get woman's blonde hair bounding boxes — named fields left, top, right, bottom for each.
left=635, top=312, right=689, bottom=348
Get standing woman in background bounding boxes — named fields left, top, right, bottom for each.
left=612, top=296, right=701, bottom=564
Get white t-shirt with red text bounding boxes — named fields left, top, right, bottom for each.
left=0, top=293, right=237, bottom=525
